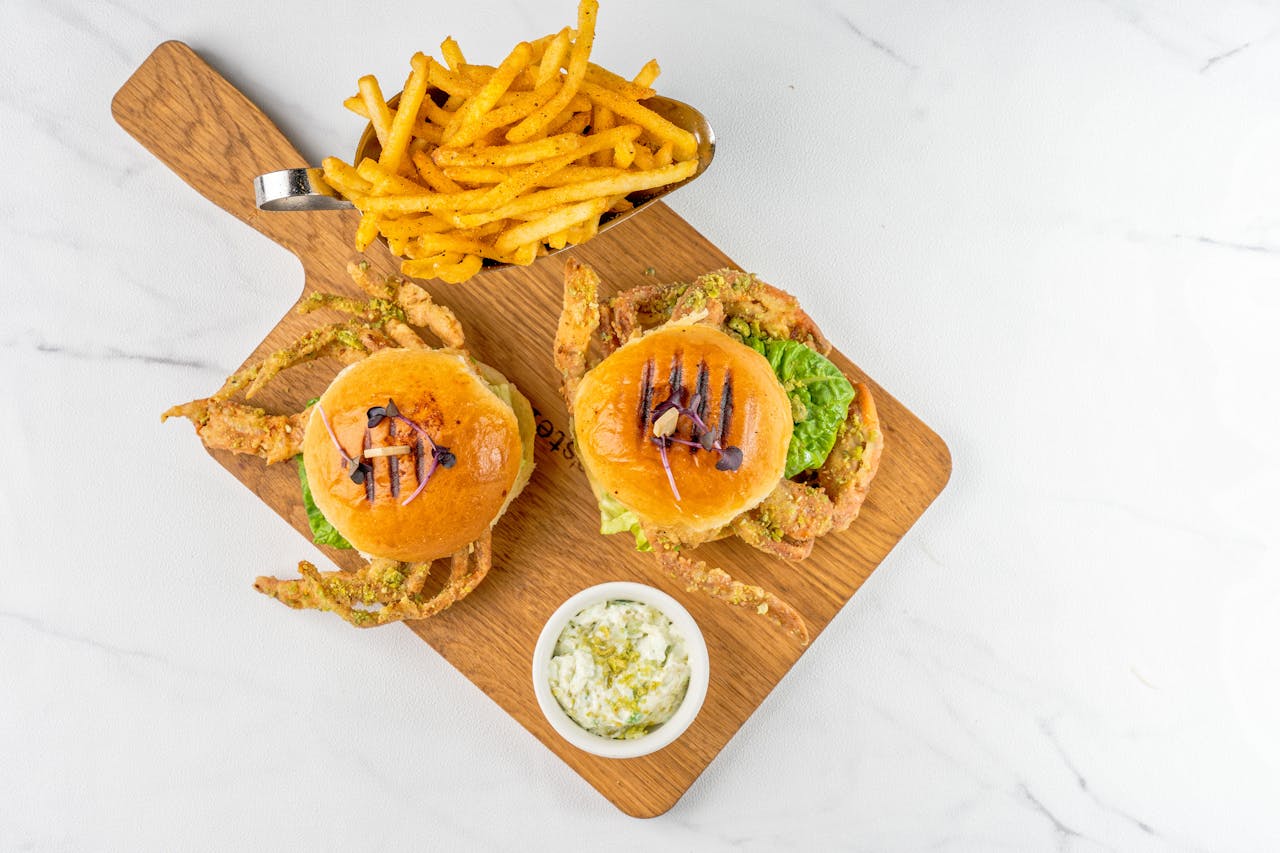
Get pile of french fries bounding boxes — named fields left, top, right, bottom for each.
left=322, top=0, right=699, bottom=284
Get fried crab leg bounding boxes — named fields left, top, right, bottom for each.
left=161, top=398, right=310, bottom=464
left=731, top=479, right=836, bottom=561
left=555, top=258, right=601, bottom=404
left=599, top=269, right=830, bottom=355
left=820, top=383, right=883, bottom=531
left=216, top=261, right=459, bottom=401
left=163, top=262, right=465, bottom=464
left=732, top=386, right=882, bottom=553
left=556, top=261, right=883, bottom=644
left=646, top=527, right=811, bottom=645
left=253, top=531, right=493, bottom=627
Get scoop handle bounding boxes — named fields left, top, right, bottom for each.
left=112, top=40, right=355, bottom=258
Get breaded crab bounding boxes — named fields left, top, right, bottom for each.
left=555, top=259, right=883, bottom=644
left=163, top=261, right=533, bottom=627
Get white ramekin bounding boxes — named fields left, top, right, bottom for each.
left=531, top=582, right=710, bottom=759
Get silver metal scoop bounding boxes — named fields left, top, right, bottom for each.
left=253, top=95, right=715, bottom=259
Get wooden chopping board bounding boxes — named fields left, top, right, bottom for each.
left=113, top=41, right=951, bottom=818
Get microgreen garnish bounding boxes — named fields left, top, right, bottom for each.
left=378, top=399, right=455, bottom=506
left=654, top=434, right=681, bottom=502
left=322, top=399, right=456, bottom=505
left=317, top=403, right=374, bottom=487
left=648, top=383, right=744, bottom=501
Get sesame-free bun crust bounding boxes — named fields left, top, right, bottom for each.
left=573, top=324, right=792, bottom=534
left=303, top=348, right=523, bottom=563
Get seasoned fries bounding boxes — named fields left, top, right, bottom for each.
left=323, top=0, right=700, bottom=284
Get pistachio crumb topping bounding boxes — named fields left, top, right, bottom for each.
left=547, top=600, right=690, bottom=740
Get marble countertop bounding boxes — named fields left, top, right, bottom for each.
left=3, top=0, right=1278, bottom=849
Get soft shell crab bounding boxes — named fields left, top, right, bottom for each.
left=555, top=259, right=883, bottom=644
left=164, top=261, right=534, bottom=627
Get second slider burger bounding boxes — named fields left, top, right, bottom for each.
left=556, top=259, right=883, bottom=644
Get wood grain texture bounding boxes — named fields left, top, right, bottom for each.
left=114, top=41, right=951, bottom=817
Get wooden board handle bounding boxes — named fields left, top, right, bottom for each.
left=112, top=41, right=333, bottom=257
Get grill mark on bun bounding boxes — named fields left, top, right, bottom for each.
left=692, top=359, right=710, bottom=452
left=668, top=350, right=684, bottom=403
left=415, top=437, right=427, bottom=487
left=638, top=357, right=655, bottom=436
left=363, top=429, right=376, bottom=503
left=388, top=418, right=401, bottom=499
left=717, top=370, right=734, bottom=446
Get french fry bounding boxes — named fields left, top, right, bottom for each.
left=387, top=233, right=412, bottom=256
left=444, top=41, right=534, bottom=147
left=463, top=125, right=640, bottom=212
left=510, top=242, right=539, bottom=266
left=380, top=53, right=431, bottom=174
left=357, top=76, right=394, bottom=149
left=441, top=166, right=513, bottom=184
left=456, top=160, right=695, bottom=228
left=420, top=91, right=456, bottom=127
left=528, top=30, right=565, bottom=60
left=578, top=207, right=601, bottom=240
left=321, top=157, right=374, bottom=196
left=410, top=149, right=464, bottom=193
left=460, top=63, right=537, bottom=92
left=401, top=252, right=458, bottom=279
left=434, top=254, right=484, bottom=284
left=356, top=158, right=428, bottom=195
left=580, top=80, right=697, bottom=159
left=469, top=79, right=561, bottom=139
left=632, top=142, right=655, bottom=170
left=411, top=233, right=496, bottom=257
left=591, top=106, right=615, bottom=166
left=537, top=28, right=572, bottom=86
left=426, top=59, right=478, bottom=98
left=542, top=165, right=632, bottom=184
left=326, top=0, right=699, bottom=283
left=431, top=133, right=581, bottom=168
left=344, top=97, right=443, bottom=145
left=440, top=36, right=466, bottom=71
left=584, top=63, right=655, bottom=101
left=355, top=213, right=380, bottom=252
left=613, top=138, right=636, bottom=169
left=459, top=64, right=496, bottom=82
left=506, top=0, right=598, bottom=142
left=550, top=109, right=591, bottom=136
left=352, top=187, right=488, bottom=214
left=375, top=214, right=455, bottom=239
left=633, top=59, right=660, bottom=88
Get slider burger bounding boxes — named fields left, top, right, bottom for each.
left=164, top=263, right=533, bottom=627
left=262, top=347, right=536, bottom=625
left=555, top=259, right=883, bottom=644
left=301, top=347, right=535, bottom=563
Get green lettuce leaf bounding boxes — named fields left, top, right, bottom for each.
left=742, top=336, right=855, bottom=478
left=296, top=454, right=353, bottom=549
left=597, top=491, right=651, bottom=552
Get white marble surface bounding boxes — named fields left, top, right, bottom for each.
left=3, top=0, right=1279, bottom=849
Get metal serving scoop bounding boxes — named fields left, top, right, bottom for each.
left=253, top=94, right=715, bottom=257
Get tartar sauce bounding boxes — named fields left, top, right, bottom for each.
left=547, top=600, right=690, bottom=739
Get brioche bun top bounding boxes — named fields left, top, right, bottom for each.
left=573, top=324, right=792, bottom=534
left=302, top=348, right=524, bottom=563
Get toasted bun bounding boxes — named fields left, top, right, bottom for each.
left=302, top=348, right=524, bottom=563
left=573, top=324, right=792, bottom=534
